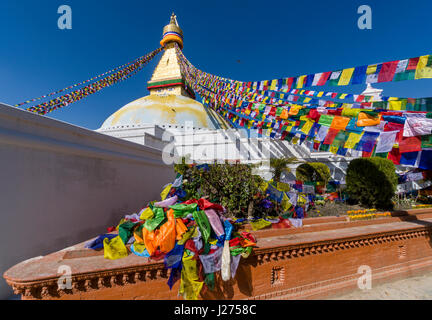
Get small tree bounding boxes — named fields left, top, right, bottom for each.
left=270, top=157, right=298, bottom=182
left=346, top=157, right=398, bottom=209
left=296, top=162, right=331, bottom=185
left=180, top=163, right=263, bottom=218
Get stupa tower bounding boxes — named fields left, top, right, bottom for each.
left=147, top=13, right=194, bottom=98
left=98, top=13, right=230, bottom=131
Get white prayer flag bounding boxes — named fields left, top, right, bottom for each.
left=403, top=117, right=432, bottom=137
left=375, top=131, right=398, bottom=153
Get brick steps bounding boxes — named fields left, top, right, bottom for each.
left=244, top=209, right=432, bottom=239
left=5, top=209, right=432, bottom=300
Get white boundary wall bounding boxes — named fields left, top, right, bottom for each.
left=0, top=103, right=174, bottom=299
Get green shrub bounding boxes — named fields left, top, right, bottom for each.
left=179, top=163, right=263, bottom=218
left=296, top=162, right=331, bottom=184
left=345, top=157, right=398, bottom=209
left=270, top=157, right=298, bottom=182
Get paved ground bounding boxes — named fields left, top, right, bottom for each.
left=329, top=271, right=432, bottom=300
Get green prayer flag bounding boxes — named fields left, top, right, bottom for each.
left=331, top=131, right=349, bottom=148
left=421, top=135, right=432, bottom=148
left=192, top=210, right=211, bottom=244
left=118, top=221, right=138, bottom=244
left=170, top=203, right=198, bottom=218
left=318, top=114, right=334, bottom=127
left=144, top=207, right=166, bottom=232
left=375, top=152, right=389, bottom=159
left=204, top=273, right=215, bottom=291
left=320, top=143, right=330, bottom=152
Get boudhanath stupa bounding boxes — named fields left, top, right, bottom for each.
left=96, top=13, right=365, bottom=180
left=0, top=13, right=400, bottom=300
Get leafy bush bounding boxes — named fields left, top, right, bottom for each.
left=296, top=162, right=331, bottom=184
left=270, top=157, right=298, bottom=182
left=177, top=163, right=264, bottom=218
left=345, top=157, right=398, bottom=209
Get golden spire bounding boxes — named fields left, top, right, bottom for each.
left=170, top=12, right=178, bottom=26
left=161, top=12, right=184, bottom=49
left=149, top=13, right=193, bottom=97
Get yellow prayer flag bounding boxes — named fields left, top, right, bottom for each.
left=329, top=146, right=338, bottom=154
left=344, top=132, right=363, bottom=149
left=367, top=64, right=377, bottom=75
left=140, top=207, right=154, bottom=220
left=277, top=182, right=291, bottom=192
left=160, top=184, right=172, bottom=200
left=338, top=68, right=355, bottom=86
left=389, top=100, right=404, bottom=111
left=259, top=180, right=269, bottom=192
left=317, top=91, right=324, bottom=97
left=103, top=236, right=128, bottom=260
left=179, top=253, right=204, bottom=300
left=250, top=219, right=272, bottom=231
left=415, top=55, right=432, bottom=79
left=297, top=195, right=307, bottom=205
left=301, top=119, right=314, bottom=134
left=296, top=75, right=306, bottom=88
left=270, top=79, right=278, bottom=90
left=281, top=193, right=292, bottom=211
left=288, top=105, right=302, bottom=116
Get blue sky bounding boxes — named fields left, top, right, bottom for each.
left=0, top=0, right=431, bottom=129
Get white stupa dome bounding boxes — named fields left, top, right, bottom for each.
left=100, top=94, right=219, bottom=130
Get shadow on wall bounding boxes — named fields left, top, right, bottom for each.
left=201, top=257, right=257, bottom=299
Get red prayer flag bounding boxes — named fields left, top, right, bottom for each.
left=388, top=148, right=401, bottom=165
left=308, top=109, right=321, bottom=122
left=407, top=57, right=420, bottom=70
left=327, top=109, right=343, bottom=116
left=317, top=72, right=332, bottom=86
left=362, top=151, right=373, bottom=158
left=287, top=77, right=295, bottom=90
left=384, top=122, right=404, bottom=143
left=323, top=128, right=340, bottom=145
left=356, top=95, right=365, bottom=102
left=399, top=136, right=422, bottom=153
left=382, top=111, right=403, bottom=117
left=378, top=61, right=398, bottom=82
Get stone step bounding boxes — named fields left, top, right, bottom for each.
left=243, top=209, right=432, bottom=239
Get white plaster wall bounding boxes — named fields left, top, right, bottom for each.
left=0, top=103, right=174, bottom=299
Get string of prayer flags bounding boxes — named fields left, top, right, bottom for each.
left=22, top=47, right=163, bottom=115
